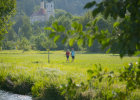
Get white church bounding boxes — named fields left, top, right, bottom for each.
left=30, top=0, right=55, bottom=23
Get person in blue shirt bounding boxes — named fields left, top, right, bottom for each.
left=71, top=48, right=75, bottom=62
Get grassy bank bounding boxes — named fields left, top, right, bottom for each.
left=0, top=50, right=139, bottom=99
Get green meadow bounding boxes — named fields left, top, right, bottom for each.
left=0, top=50, right=138, bottom=75
left=0, top=50, right=139, bottom=99
left=0, top=50, right=138, bottom=81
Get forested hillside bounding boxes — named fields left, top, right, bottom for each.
left=54, top=0, right=92, bottom=15
left=17, top=0, right=101, bottom=16
left=1, top=0, right=111, bottom=52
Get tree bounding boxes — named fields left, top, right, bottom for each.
left=0, top=0, right=16, bottom=41
left=2, top=40, right=16, bottom=50
left=19, top=37, right=30, bottom=53
left=13, top=15, right=32, bottom=39
left=6, top=28, right=17, bottom=41
left=84, top=0, right=140, bottom=57
left=54, top=0, right=92, bottom=14
left=41, top=37, right=57, bottom=50
left=79, top=11, right=93, bottom=31
left=20, top=22, right=32, bottom=39
left=17, top=0, right=35, bottom=16
left=45, top=21, right=66, bottom=50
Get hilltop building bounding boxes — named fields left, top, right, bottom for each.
left=30, top=0, right=55, bottom=23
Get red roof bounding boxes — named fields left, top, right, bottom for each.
left=31, top=8, right=46, bottom=16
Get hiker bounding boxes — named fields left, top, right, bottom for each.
left=71, top=48, right=75, bottom=62
left=66, top=49, right=70, bottom=62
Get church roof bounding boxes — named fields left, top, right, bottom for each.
left=31, top=8, right=46, bottom=17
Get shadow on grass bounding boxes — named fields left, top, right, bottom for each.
left=82, top=51, right=105, bottom=54
left=36, top=53, right=53, bottom=54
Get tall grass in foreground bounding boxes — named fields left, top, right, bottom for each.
left=0, top=50, right=139, bottom=99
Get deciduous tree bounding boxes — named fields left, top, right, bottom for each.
left=84, top=0, right=140, bottom=57
left=0, top=0, right=16, bottom=41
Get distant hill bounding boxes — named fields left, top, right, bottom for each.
left=54, top=0, right=92, bottom=15
left=16, top=0, right=101, bottom=16
left=54, top=0, right=102, bottom=15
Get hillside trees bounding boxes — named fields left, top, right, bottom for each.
left=34, top=33, right=57, bottom=51
left=46, top=0, right=140, bottom=56
left=2, top=0, right=115, bottom=52
left=16, top=0, right=36, bottom=16
left=46, top=11, right=115, bottom=52
left=19, top=37, right=30, bottom=52
left=16, top=0, right=100, bottom=16
left=20, top=20, right=32, bottom=39
left=6, top=28, right=17, bottom=41
left=54, top=0, right=92, bottom=14
left=0, top=0, right=16, bottom=41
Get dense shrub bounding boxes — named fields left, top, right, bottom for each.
left=43, top=84, right=65, bottom=100
left=0, top=73, right=34, bottom=95
left=0, top=61, right=139, bottom=100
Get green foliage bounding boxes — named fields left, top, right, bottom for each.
left=2, top=40, right=16, bottom=50
left=45, top=21, right=66, bottom=47
left=32, top=81, right=45, bottom=97
left=34, top=33, right=57, bottom=51
left=13, top=76, right=34, bottom=94
left=54, top=0, right=92, bottom=14
left=119, top=63, right=140, bottom=93
left=60, top=78, right=89, bottom=100
left=0, top=72, right=34, bottom=95
left=19, top=37, right=30, bottom=52
left=41, top=36, right=57, bottom=50
left=17, top=0, right=35, bottom=16
left=61, top=62, right=140, bottom=100
left=67, top=22, right=84, bottom=47
left=0, top=0, right=16, bottom=41
left=13, top=15, right=32, bottom=39
left=43, top=84, right=65, bottom=100
left=84, top=0, right=140, bottom=57
left=0, top=50, right=139, bottom=99
left=84, top=1, right=96, bottom=9
left=46, top=14, right=114, bottom=52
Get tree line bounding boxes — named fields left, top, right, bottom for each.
left=1, top=8, right=114, bottom=53
left=16, top=0, right=95, bottom=16
left=1, top=0, right=139, bottom=56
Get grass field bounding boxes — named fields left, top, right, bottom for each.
left=0, top=50, right=139, bottom=99
left=0, top=50, right=138, bottom=70
left=0, top=50, right=138, bottom=79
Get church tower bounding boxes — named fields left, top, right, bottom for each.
left=40, top=0, right=45, bottom=9
left=45, top=0, right=55, bottom=20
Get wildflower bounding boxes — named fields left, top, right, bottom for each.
left=60, top=85, right=62, bottom=88
left=76, top=84, right=81, bottom=87
left=128, top=63, right=131, bottom=66
left=66, top=84, right=68, bottom=87
left=136, top=62, right=138, bottom=65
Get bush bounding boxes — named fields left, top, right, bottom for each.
left=32, top=81, right=45, bottom=97
left=43, top=84, right=65, bottom=100
left=14, top=77, right=34, bottom=94
left=0, top=73, right=34, bottom=95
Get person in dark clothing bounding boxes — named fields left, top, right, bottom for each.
left=66, top=49, right=70, bottom=62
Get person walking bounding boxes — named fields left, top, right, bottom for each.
left=71, top=48, right=75, bottom=62
left=66, top=49, right=70, bottom=62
